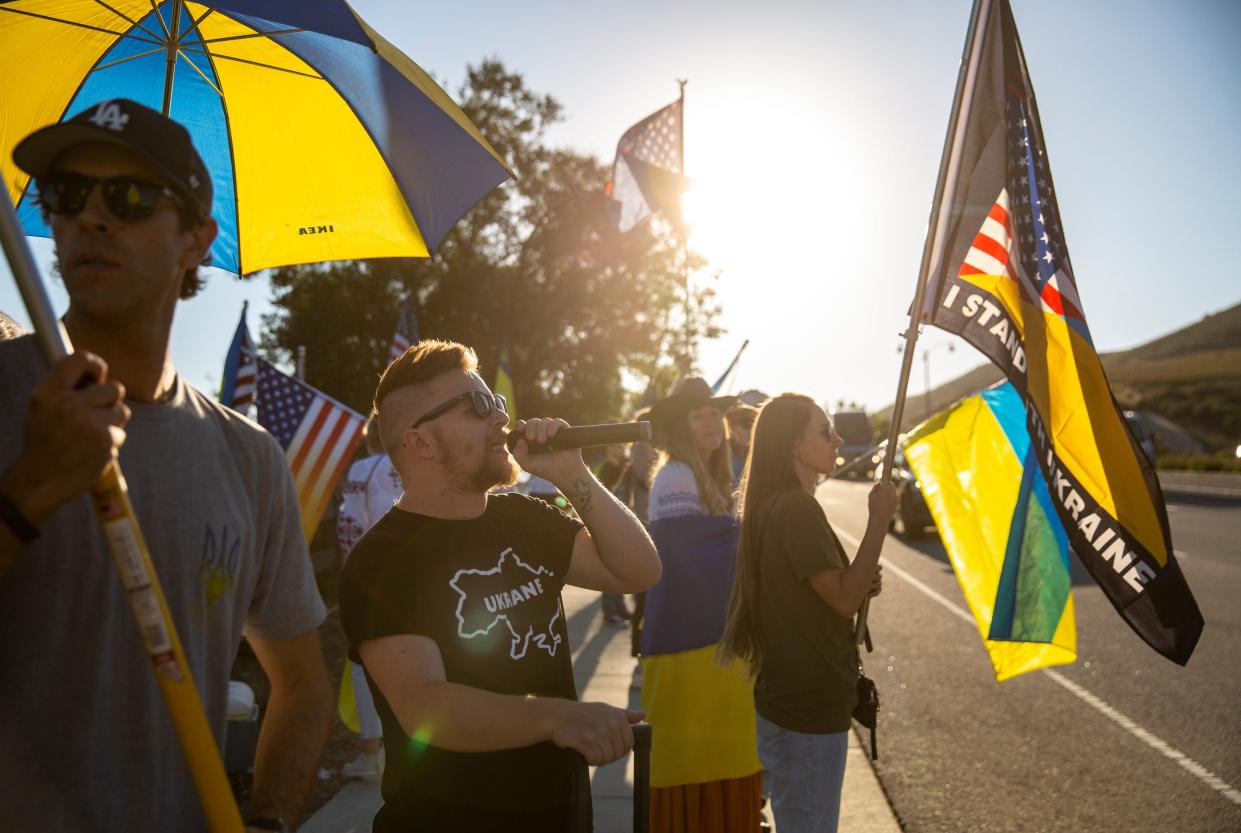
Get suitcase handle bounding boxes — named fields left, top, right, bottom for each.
left=631, top=722, right=652, bottom=833
left=572, top=722, right=653, bottom=833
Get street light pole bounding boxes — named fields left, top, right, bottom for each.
left=922, top=342, right=955, bottom=418
left=923, top=349, right=932, bottom=417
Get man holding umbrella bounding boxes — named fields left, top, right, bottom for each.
left=0, top=99, right=332, bottom=832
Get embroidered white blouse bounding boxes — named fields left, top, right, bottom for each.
left=647, top=460, right=706, bottom=522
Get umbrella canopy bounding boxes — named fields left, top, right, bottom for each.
left=0, top=0, right=512, bottom=275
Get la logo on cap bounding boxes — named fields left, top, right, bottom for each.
left=88, top=101, right=129, bottom=132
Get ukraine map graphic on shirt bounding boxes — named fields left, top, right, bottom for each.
left=450, top=548, right=563, bottom=660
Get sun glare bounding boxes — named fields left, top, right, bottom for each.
left=680, top=109, right=872, bottom=291
left=675, top=86, right=906, bottom=400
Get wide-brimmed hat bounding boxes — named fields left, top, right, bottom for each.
left=648, top=377, right=737, bottom=437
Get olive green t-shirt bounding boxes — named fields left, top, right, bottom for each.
left=753, top=489, right=859, bottom=733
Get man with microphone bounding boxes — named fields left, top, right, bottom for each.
left=340, top=338, right=661, bottom=832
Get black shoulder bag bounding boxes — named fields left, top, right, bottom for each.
left=852, top=626, right=879, bottom=760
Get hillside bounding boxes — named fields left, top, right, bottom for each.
left=876, top=301, right=1241, bottom=452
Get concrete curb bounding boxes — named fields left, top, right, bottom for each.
left=301, top=585, right=902, bottom=832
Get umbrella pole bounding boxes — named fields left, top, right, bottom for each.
left=162, top=0, right=183, bottom=115
left=1, top=197, right=244, bottom=830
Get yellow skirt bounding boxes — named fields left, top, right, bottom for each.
left=640, top=645, right=761, bottom=788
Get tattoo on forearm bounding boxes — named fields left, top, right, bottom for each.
left=568, top=478, right=593, bottom=515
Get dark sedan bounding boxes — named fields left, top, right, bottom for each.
left=871, top=443, right=936, bottom=538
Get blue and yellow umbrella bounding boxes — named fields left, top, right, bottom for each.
left=1, top=0, right=512, bottom=274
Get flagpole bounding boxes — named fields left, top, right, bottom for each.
left=711, top=338, right=750, bottom=394
left=0, top=169, right=245, bottom=833
left=677, top=78, right=691, bottom=362
left=856, top=0, right=995, bottom=645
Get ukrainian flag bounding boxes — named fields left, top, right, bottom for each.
left=905, top=383, right=1075, bottom=682
left=640, top=516, right=760, bottom=787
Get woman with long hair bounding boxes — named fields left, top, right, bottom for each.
left=642, top=377, right=763, bottom=832
left=720, top=394, right=897, bottom=833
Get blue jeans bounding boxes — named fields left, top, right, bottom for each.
left=755, top=713, right=848, bottom=833
left=351, top=660, right=382, bottom=741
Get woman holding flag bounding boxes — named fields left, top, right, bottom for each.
left=641, top=378, right=763, bottom=832
left=720, top=394, right=896, bottom=833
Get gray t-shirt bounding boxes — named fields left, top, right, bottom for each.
left=0, top=335, right=326, bottom=831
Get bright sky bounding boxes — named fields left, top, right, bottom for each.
left=2, top=0, right=1238, bottom=413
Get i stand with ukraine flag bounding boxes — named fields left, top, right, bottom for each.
left=871, top=0, right=1203, bottom=682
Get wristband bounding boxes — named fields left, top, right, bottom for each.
left=0, top=490, right=39, bottom=544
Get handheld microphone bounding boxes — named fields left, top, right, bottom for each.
left=505, top=421, right=652, bottom=454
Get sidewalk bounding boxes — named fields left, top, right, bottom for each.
left=301, top=585, right=901, bottom=832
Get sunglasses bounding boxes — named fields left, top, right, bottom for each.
left=412, top=390, right=507, bottom=428
left=35, top=172, right=185, bottom=221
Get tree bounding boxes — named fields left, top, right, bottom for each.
left=261, top=60, right=719, bottom=421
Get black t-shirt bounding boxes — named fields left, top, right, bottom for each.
left=752, top=489, right=859, bottom=733
left=340, top=492, right=588, bottom=831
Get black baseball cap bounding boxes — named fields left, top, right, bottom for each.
left=13, top=98, right=213, bottom=219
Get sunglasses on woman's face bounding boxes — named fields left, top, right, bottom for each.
left=412, top=390, right=507, bottom=428
left=36, top=172, right=184, bottom=222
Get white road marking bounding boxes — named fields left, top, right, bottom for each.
left=834, top=527, right=1241, bottom=808
left=1041, top=670, right=1241, bottom=806
left=1174, top=549, right=1191, bottom=560
left=1168, top=484, right=1241, bottom=498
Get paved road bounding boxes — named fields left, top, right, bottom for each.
left=817, top=479, right=1241, bottom=833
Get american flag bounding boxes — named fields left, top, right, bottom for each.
left=605, top=99, right=686, bottom=232
left=256, top=359, right=365, bottom=541
left=220, top=305, right=257, bottom=414
left=388, top=298, right=420, bottom=364
left=616, top=100, right=682, bottom=174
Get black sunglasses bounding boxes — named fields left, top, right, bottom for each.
left=412, top=390, right=507, bottom=428
left=35, top=172, right=185, bottom=221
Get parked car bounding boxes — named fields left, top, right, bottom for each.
left=871, top=441, right=936, bottom=538
left=1123, top=410, right=1157, bottom=463
left=829, top=408, right=876, bottom=479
